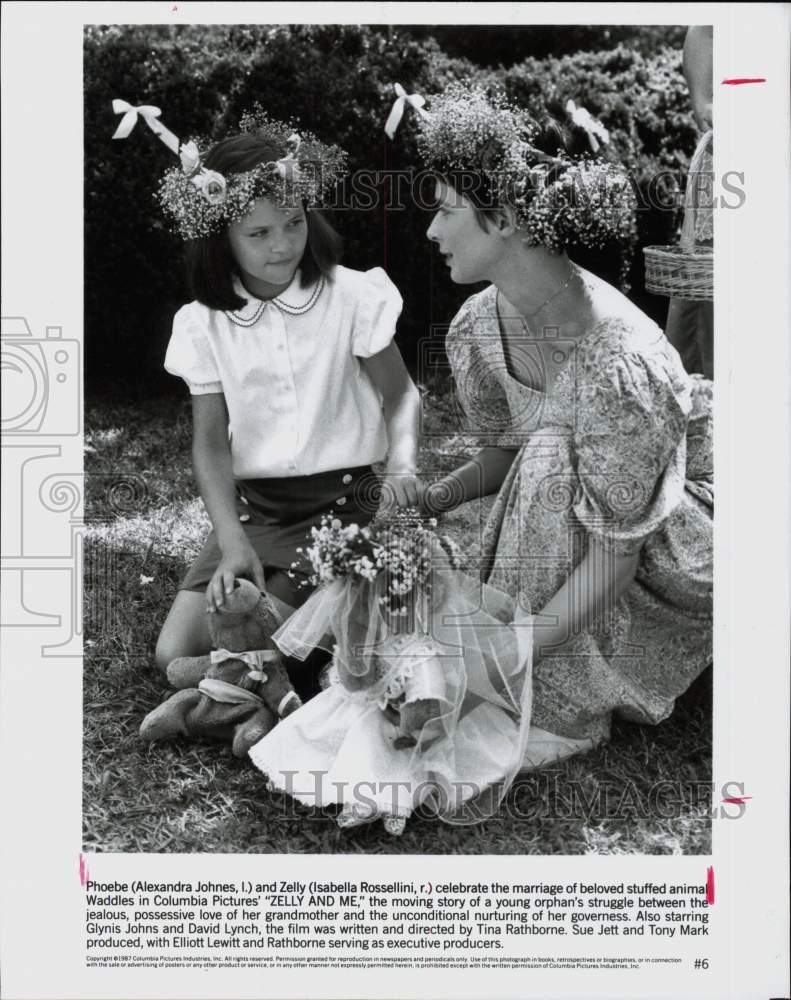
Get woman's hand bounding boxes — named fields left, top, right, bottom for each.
left=420, top=472, right=468, bottom=518
left=206, top=538, right=266, bottom=612
left=419, top=448, right=520, bottom=518
left=693, top=100, right=713, bottom=132
left=419, top=478, right=458, bottom=519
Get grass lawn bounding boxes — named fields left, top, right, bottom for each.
left=83, top=389, right=712, bottom=855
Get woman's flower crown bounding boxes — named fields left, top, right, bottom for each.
left=385, top=82, right=636, bottom=252
left=112, top=100, right=348, bottom=240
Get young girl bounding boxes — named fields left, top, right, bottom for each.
left=135, top=109, right=422, bottom=675
left=248, top=512, right=533, bottom=834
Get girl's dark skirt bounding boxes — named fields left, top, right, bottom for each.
left=180, top=465, right=381, bottom=608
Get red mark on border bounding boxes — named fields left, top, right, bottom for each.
left=722, top=78, right=766, bottom=85
left=79, top=853, right=90, bottom=887
left=706, top=866, right=715, bottom=905
left=722, top=795, right=752, bottom=805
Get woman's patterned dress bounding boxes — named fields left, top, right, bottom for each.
left=447, top=285, right=713, bottom=741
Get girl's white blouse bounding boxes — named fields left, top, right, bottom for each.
left=165, top=266, right=402, bottom=479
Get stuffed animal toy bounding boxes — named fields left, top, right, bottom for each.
left=140, top=578, right=302, bottom=757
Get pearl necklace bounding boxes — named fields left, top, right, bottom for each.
left=226, top=276, right=325, bottom=327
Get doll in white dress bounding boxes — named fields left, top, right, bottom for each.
left=248, top=516, right=533, bottom=834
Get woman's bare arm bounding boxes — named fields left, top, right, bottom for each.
left=531, top=537, right=640, bottom=662
left=422, top=446, right=519, bottom=514
left=683, top=25, right=713, bottom=130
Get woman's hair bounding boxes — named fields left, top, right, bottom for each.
left=447, top=114, right=576, bottom=234
left=184, top=133, right=343, bottom=310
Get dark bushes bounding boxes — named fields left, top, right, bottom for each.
left=85, top=24, right=696, bottom=388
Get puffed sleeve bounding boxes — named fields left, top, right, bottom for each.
left=164, top=302, right=223, bottom=394
left=350, top=267, right=403, bottom=358
left=572, top=328, right=692, bottom=556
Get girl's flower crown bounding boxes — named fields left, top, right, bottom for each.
left=385, top=82, right=636, bottom=253
left=112, top=99, right=348, bottom=240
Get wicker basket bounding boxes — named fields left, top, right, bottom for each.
left=643, top=244, right=713, bottom=301
left=643, top=130, right=713, bottom=302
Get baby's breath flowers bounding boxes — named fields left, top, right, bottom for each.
left=296, top=508, right=462, bottom=617
left=155, top=107, right=348, bottom=241
left=409, top=81, right=636, bottom=254
left=415, top=84, right=537, bottom=181
left=522, top=159, right=637, bottom=253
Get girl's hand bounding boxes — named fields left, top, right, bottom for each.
left=206, top=539, right=266, bottom=612
left=379, top=467, right=421, bottom=512
left=693, top=100, right=713, bottom=132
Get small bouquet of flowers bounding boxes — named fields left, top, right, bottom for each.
left=299, top=507, right=461, bottom=605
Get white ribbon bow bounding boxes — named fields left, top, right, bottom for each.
left=210, top=648, right=281, bottom=672
left=204, top=649, right=300, bottom=718
left=384, top=83, right=430, bottom=139
left=565, top=99, right=609, bottom=153
left=273, top=132, right=303, bottom=181
left=111, top=98, right=181, bottom=155
left=179, top=139, right=201, bottom=175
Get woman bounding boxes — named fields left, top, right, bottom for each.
left=398, top=84, right=713, bottom=766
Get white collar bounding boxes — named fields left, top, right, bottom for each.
left=232, top=270, right=319, bottom=318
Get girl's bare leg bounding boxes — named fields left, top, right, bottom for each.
left=154, top=590, right=211, bottom=673
left=154, top=580, right=296, bottom=674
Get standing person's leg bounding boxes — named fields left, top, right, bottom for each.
left=665, top=297, right=704, bottom=374
left=698, top=302, right=714, bottom=380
